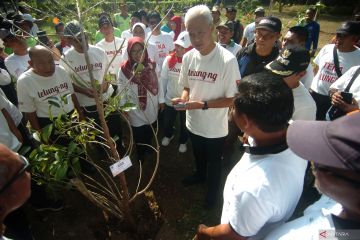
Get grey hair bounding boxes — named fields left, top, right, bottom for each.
left=184, top=5, right=213, bottom=28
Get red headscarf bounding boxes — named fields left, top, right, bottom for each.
left=171, top=16, right=182, bottom=41
left=121, top=37, right=158, bottom=110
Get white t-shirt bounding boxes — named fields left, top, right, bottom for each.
left=117, top=68, right=159, bottom=127
left=243, top=22, right=256, bottom=43
left=311, top=44, right=360, bottom=95
left=0, top=111, right=21, bottom=151
left=17, top=66, right=75, bottom=118
left=224, top=42, right=242, bottom=56
left=96, top=37, right=127, bottom=75
left=159, top=56, right=183, bottom=106
left=0, top=89, right=22, bottom=125
left=221, top=148, right=307, bottom=239
left=330, top=65, right=360, bottom=102
left=121, top=29, right=132, bottom=41
left=147, top=32, right=175, bottom=69
left=0, top=68, right=11, bottom=85
left=300, top=64, right=314, bottom=89
left=61, top=45, right=113, bottom=107
left=179, top=43, right=240, bottom=138
left=292, top=83, right=317, bottom=121
left=264, top=195, right=340, bottom=240
left=4, top=54, right=30, bottom=80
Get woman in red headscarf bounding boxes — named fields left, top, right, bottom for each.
left=170, top=16, right=182, bottom=41
left=118, top=37, right=159, bottom=162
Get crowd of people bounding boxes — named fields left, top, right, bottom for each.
left=0, top=2, right=360, bottom=240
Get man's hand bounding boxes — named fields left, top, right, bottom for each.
left=331, top=91, right=359, bottom=113
left=195, top=224, right=211, bottom=240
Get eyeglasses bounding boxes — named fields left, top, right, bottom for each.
left=312, top=162, right=360, bottom=187
left=0, top=155, right=30, bottom=194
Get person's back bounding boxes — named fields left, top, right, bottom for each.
left=195, top=71, right=307, bottom=239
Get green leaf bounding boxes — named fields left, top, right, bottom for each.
left=135, top=63, right=144, bottom=74
left=121, top=102, right=137, bottom=112
left=55, top=163, right=68, bottom=180
left=41, top=124, right=53, bottom=144
left=48, top=99, right=61, bottom=108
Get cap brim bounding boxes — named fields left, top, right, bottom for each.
left=265, top=61, right=294, bottom=77
left=287, top=120, right=347, bottom=170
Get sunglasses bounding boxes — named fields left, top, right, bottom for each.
left=312, top=162, right=360, bottom=187
left=0, top=155, right=30, bottom=194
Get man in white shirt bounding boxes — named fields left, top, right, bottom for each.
left=329, top=65, right=360, bottom=114
left=310, top=21, right=360, bottom=120
left=216, top=21, right=242, bottom=56
left=62, top=20, right=124, bottom=153
left=241, top=7, right=265, bottom=47
left=95, top=15, right=127, bottom=76
left=17, top=46, right=83, bottom=134
left=195, top=71, right=307, bottom=240
left=146, top=11, right=175, bottom=71
left=173, top=5, right=240, bottom=209
left=265, top=112, right=360, bottom=240
left=0, top=29, right=29, bottom=81
left=266, top=46, right=316, bottom=121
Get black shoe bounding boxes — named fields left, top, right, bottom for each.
left=182, top=174, right=205, bottom=187
left=32, top=199, right=64, bottom=212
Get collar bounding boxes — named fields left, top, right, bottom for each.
left=227, top=39, right=235, bottom=48
left=240, top=141, right=288, bottom=155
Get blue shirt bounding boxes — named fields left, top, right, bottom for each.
left=304, top=21, right=320, bottom=51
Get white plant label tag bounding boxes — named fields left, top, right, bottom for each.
left=110, top=156, right=132, bottom=177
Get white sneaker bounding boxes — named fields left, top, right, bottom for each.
left=179, top=143, right=187, bottom=153
left=161, top=136, right=174, bottom=146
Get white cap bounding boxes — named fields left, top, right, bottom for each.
left=174, top=31, right=191, bottom=48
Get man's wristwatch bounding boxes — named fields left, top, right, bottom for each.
left=202, top=101, right=209, bottom=110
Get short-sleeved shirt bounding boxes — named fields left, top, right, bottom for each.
left=330, top=65, right=360, bottom=102
left=147, top=32, right=175, bottom=69
left=4, top=54, right=30, bottom=80
left=243, top=22, right=256, bottom=43
left=311, top=44, right=360, bottom=95
left=113, top=14, right=130, bottom=33
left=61, top=45, right=113, bottom=107
left=17, top=66, right=75, bottom=118
left=179, top=43, right=240, bottom=138
left=96, top=37, right=127, bottom=75
left=221, top=148, right=307, bottom=239
left=0, top=88, right=22, bottom=125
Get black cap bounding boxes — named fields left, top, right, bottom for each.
left=226, top=6, right=237, bottom=12
left=216, top=21, right=234, bottom=31
left=336, top=21, right=360, bottom=36
left=265, top=46, right=310, bottom=77
left=98, top=16, right=113, bottom=28
left=256, top=16, right=282, bottom=33
left=0, top=28, right=15, bottom=41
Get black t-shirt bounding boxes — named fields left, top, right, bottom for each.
left=237, top=42, right=279, bottom=78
